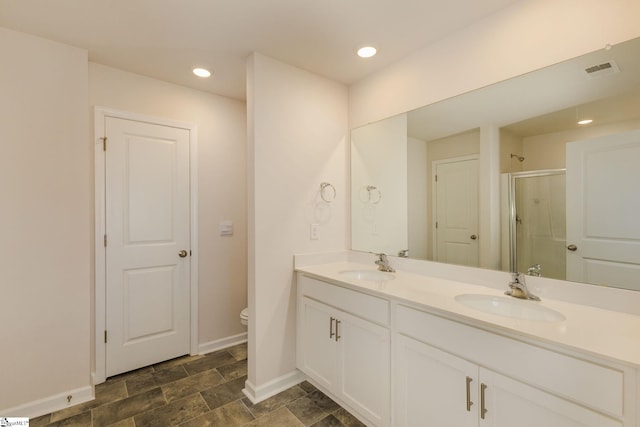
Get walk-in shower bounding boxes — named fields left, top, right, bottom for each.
left=504, top=169, right=566, bottom=280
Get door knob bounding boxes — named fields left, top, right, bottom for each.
left=567, top=244, right=577, bottom=252
left=470, top=235, right=477, bottom=240
left=178, top=250, right=188, bottom=258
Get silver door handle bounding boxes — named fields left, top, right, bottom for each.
left=178, top=250, right=188, bottom=258
left=470, top=235, right=477, bottom=240
left=567, top=244, right=577, bottom=252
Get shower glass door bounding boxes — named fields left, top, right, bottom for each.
left=510, top=170, right=566, bottom=280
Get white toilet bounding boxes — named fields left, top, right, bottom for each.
left=240, top=307, right=249, bottom=326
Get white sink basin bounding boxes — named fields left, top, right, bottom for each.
left=455, top=294, right=565, bottom=322
left=339, top=270, right=395, bottom=281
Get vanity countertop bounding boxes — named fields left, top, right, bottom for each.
left=296, top=262, right=640, bottom=367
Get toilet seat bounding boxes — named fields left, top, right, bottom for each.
left=240, top=307, right=248, bottom=326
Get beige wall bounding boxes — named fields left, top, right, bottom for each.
left=522, top=118, right=640, bottom=171
left=89, top=63, right=248, bottom=348
left=247, top=53, right=348, bottom=392
left=0, top=28, right=90, bottom=411
left=407, top=137, right=428, bottom=260
left=500, top=129, right=524, bottom=173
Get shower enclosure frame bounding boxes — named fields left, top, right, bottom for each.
left=507, top=168, right=566, bottom=274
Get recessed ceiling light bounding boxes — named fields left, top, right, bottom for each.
left=357, top=46, right=377, bottom=58
left=193, top=67, right=211, bottom=78
left=577, top=119, right=593, bottom=125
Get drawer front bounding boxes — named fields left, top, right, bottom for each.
left=298, top=274, right=389, bottom=325
left=396, top=305, right=624, bottom=418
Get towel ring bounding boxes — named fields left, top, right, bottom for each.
left=366, top=185, right=382, bottom=204
left=320, top=182, right=336, bottom=203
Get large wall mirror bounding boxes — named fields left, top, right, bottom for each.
left=351, top=36, right=640, bottom=291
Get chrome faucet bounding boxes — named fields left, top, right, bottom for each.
left=527, top=264, right=541, bottom=277
left=505, top=272, right=540, bottom=301
left=375, top=253, right=395, bottom=272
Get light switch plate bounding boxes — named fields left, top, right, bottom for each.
left=220, top=221, right=233, bottom=236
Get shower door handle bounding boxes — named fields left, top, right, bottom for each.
left=567, top=244, right=578, bottom=252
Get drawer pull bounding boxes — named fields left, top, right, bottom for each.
left=480, top=383, right=488, bottom=420
left=466, top=376, right=474, bottom=412
left=335, top=319, right=341, bottom=342
left=329, top=317, right=335, bottom=339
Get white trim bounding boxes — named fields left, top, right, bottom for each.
left=1, top=386, right=93, bottom=419
left=198, top=332, right=247, bottom=356
left=242, top=370, right=306, bottom=404
left=93, top=106, right=199, bottom=384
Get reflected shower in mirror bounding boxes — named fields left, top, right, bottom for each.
left=350, top=36, right=640, bottom=291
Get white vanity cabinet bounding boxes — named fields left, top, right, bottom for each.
left=395, top=305, right=633, bottom=427
left=296, top=275, right=391, bottom=426
left=295, top=268, right=637, bottom=427
left=396, top=334, right=623, bottom=427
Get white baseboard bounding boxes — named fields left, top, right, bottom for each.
left=242, top=369, right=306, bottom=404
left=1, top=385, right=94, bottom=419
left=198, top=332, right=247, bottom=355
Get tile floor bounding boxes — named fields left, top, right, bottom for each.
left=30, top=343, right=366, bottom=427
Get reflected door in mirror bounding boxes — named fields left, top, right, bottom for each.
left=566, top=130, right=640, bottom=291
left=434, top=157, right=479, bottom=267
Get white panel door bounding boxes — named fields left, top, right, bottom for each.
left=480, top=369, right=621, bottom=427
left=105, top=117, right=191, bottom=376
left=298, top=297, right=338, bottom=391
left=434, top=158, right=479, bottom=266
left=566, top=130, right=640, bottom=290
left=339, top=311, right=390, bottom=426
left=395, top=335, right=477, bottom=427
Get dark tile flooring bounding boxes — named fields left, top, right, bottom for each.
left=30, top=343, right=366, bottom=427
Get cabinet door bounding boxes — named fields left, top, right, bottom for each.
left=339, top=311, right=390, bottom=426
left=479, top=369, right=621, bottom=427
left=395, top=335, right=477, bottom=427
left=298, top=297, right=338, bottom=391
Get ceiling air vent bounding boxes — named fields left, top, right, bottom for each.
left=584, top=60, right=620, bottom=79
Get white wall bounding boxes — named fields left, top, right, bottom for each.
left=349, top=0, right=640, bottom=128
left=89, top=63, right=248, bottom=350
left=0, top=28, right=90, bottom=412
left=351, top=114, right=408, bottom=256
left=246, top=53, right=348, bottom=395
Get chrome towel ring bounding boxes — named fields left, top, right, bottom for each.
left=366, top=185, right=382, bottom=204
left=320, top=182, right=336, bottom=203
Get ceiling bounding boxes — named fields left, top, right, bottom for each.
left=0, top=0, right=522, bottom=100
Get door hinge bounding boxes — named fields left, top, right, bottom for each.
left=104, top=234, right=107, bottom=247
left=435, top=174, right=438, bottom=182
left=436, top=222, right=439, bottom=229
left=104, top=330, right=108, bottom=343
left=100, top=136, right=107, bottom=151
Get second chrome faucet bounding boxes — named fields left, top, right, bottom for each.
left=505, top=272, right=540, bottom=301
left=375, top=253, right=395, bottom=272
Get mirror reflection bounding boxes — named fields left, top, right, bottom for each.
left=351, top=37, right=640, bottom=291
